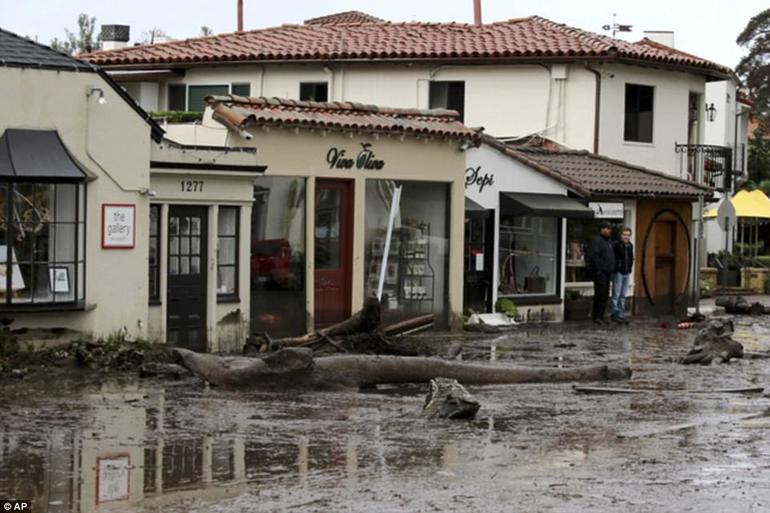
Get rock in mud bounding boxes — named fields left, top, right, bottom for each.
left=715, top=296, right=767, bottom=316
left=422, top=378, right=481, bottom=420
left=681, top=320, right=744, bottom=365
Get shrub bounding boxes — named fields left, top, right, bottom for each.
left=495, top=298, right=518, bottom=317
left=150, top=110, right=204, bottom=123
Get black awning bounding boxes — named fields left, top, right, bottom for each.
left=465, top=197, right=488, bottom=218
left=0, top=129, right=88, bottom=181
left=500, top=192, right=594, bottom=219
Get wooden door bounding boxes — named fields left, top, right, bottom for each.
left=167, top=206, right=208, bottom=352
left=653, top=220, right=676, bottom=312
left=314, top=180, right=353, bottom=326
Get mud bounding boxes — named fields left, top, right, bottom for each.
left=2, top=318, right=770, bottom=512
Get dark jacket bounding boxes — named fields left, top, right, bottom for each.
left=614, top=240, right=634, bottom=275
left=587, top=234, right=616, bottom=278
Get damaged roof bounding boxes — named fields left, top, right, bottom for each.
left=206, top=95, right=480, bottom=141
left=507, top=147, right=713, bottom=199
left=81, top=15, right=731, bottom=78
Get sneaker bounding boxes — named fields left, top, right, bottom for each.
left=610, top=315, right=623, bottom=324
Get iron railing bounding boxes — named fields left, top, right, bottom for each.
left=675, top=143, right=734, bottom=193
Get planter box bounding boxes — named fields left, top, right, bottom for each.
left=741, top=267, right=770, bottom=294
left=717, top=269, right=741, bottom=287
left=564, top=298, right=592, bottom=321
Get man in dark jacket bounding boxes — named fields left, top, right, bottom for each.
left=587, top=222, right=616, bottom=325
left=610, top=227, right=635, bottom=323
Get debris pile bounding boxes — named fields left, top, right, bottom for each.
left=681, top=320, right=744, bottom=365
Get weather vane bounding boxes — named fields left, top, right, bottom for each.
left=602, top=13, right=633, bottom=38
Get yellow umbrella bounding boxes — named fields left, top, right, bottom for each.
left=704, top=190, right=770, bottom=219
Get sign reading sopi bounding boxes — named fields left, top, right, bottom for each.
left=589, top=202, right=624, bottom=219
left=102, top=204, right=136, bottom=249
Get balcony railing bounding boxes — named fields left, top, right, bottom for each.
left=675, top=143, right=734, bottom=193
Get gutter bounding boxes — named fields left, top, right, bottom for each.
left=584, top=62, right=601, bottom=154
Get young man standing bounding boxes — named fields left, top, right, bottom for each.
left=611, top=227, right=634, bottom=324
left=587, top=222, right=615, bottom=325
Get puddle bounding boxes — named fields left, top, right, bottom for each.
left=2, top=319, right=770, bottom=512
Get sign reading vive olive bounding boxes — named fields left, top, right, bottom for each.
left=326, top=142, right=385, bottom=170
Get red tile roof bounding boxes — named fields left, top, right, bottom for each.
left=507, top=146, right=712, bottom=199
left=206, top=95, right=480, bottom=141
left=304, top=11, right=385, bottom=25
left=82, top=15, right=730, bottom=78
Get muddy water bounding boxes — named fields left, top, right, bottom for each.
left=2, top=319, right=770, bottom=512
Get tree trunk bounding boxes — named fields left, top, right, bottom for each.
left=174, top=347, right=632, bottom=389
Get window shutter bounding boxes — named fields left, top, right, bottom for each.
left=188, top=85, right=229, bottom=112
left=168, top=84, right=186, bottom=111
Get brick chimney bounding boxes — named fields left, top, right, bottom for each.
left=473, top=0, right=482, bottom=26
left=100, top=25, right=130, bottom=50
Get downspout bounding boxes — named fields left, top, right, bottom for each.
left=584, top=62, right=602, bottom=154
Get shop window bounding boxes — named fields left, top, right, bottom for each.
left=168, top=84, right=187, bottom=111
left=299, top=82, right=328, bottom=102
left=498, top=215, right=558, bottom=297
left=251, top=177, right=306, bottom=336
left=429, top=81, right=465, bottom=122
left=0, top=183, right=85, bottom=307
left=149, top=205, right=161, bottom=303
left=624, top=84, right=654, bottom=143
left=231, top=83, right=251, bottom=97
left=217, top=207, right=239, bottom=299
left=566, top=213, right=629, bottom=284
left=364, top=180, right=450, bottom=326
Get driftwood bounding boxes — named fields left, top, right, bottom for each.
left=175, top=347, right=632, bottom=388
left=681, top=320, right=744, bottom=365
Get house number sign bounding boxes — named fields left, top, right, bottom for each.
left=181, top=180, right=205, bottom=192
left=102, top=204, right=136, bottom=249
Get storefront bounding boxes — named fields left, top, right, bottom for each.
left=206, top=96, right=477, bottom=334
left=463, top=137, right=593, bottom=322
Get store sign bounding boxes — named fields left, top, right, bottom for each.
left=326, top=142, right=385, bottom=170
left=589, top=202, right=624, bottom=219
left=465, top=166, right=494, bottom=193
left=102, top=204, right=136, bottom=249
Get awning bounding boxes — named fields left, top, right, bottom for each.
left=0, top=129, right=88, bottom=181
left=704, top=190, right=770, bottom=219
left=500, top=192, right=594, bottom=219
left=465, top=197, right=488, bottom=218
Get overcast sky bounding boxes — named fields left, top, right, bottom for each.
left=2, top=0, right=763, bottom=68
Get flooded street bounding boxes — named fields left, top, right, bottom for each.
left=3, top=319, right=770, bottom=512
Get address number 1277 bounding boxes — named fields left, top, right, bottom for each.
left=181, top=180, right=204, bottom=192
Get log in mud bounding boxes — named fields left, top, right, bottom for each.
left=174, top=347, right=632, bottom=389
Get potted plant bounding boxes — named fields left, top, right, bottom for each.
left=564, top=289, right=592, bottom=321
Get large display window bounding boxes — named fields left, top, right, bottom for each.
left=250, top=177, right=306, bottom=336
left=566, top=208, right=629, bottom=284
left=364, top=180, right=449, bottom=325
left=498, top=215, right=558, bottom=297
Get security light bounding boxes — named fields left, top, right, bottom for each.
left=87, top=87, right=106, bottom=105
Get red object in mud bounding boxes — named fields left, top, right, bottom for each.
left=677, top=321, right=694, bottom=330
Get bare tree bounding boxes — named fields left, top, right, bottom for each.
left=140, top=28, right=170, bottom=45
left=50, top=14, right=99, bottom=55
left=200, top=26, right=214, bottom=37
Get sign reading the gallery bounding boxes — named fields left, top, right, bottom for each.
left=102, top=204, right=136, bottom=249
left=465, top=166, right=494, bottom=193
left=589, top=202, right=624, bottom=219
left=326, top=143, right=385, bottom=170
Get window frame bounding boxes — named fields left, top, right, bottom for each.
left=299, top=82, right=329, bottom=102
left=429, top=81, right=466, bottom=122
left=0, top=181, right=86, bottom=312
left=148, top=204, right=161, bottom=305
left=623, top=83, right=655, bottom=144
left=216, top=206, right=240, bottom=302
left=167, top=83, right=253, bottom=111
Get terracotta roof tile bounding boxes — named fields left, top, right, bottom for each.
left=206, top=95, right=480, bottom=141
left=304, top=11, right=385, bottom=25
left=82, top=16, right=730, bottom=78
left=507, top=147, right=712, bottom=199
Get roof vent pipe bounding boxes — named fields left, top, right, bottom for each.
left=237, top=0, right=244, bottom=32
left=473, top=0, right=482, bottom=26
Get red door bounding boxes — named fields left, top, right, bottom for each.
left=314, top=180, right=353, bottom=327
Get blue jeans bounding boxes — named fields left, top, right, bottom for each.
left=611, top=272, right=630, bottom=318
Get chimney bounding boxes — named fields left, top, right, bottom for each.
left=643, top=30, right=675, bottom=48
left=237, top=0, right=244, bottom=32
left=473, top=0, right=482, bottom=26
left=100, top=24, right=130, bottom=50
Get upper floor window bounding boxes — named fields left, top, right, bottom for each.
left=624, top=84, right=654, bottom=143
left=299, top=82, right=328, bottom=102
left=167, top=83, right=252, bottom=112
left=429, top=81, right=465, bottom=122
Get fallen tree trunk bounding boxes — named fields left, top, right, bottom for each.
left=175, top=347, right=632, bottom=388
